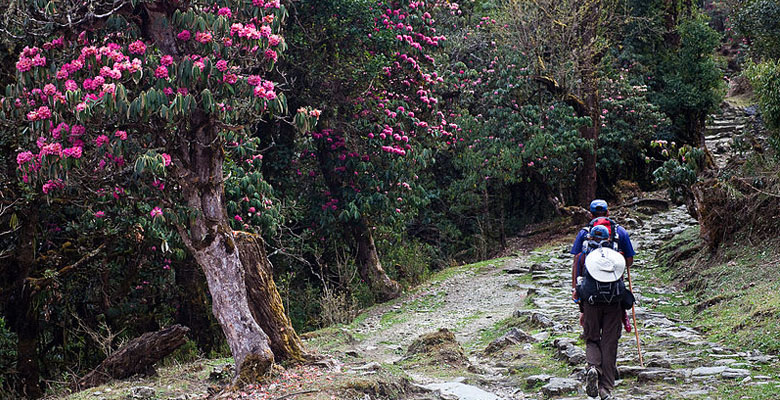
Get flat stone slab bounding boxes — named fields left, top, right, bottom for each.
left=617, top=365, right=646, bottom=378
left=541, top=378, right=580, bottom=397
left=691, top=366, right=727, bottom=376
left=421, top=382, right=500, bottom=400
left=636, top=368, right=681, bottom=383
left=721, top=368, right=751, bottom=379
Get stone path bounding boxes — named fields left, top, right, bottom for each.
left=483, top=205, right=779, bottom=399
left=339, top=203, right=780, bottom=400
left=704, top=102, right=756, bottom=169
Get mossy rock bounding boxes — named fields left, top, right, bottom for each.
left=406, top=328, right=468, bottom=366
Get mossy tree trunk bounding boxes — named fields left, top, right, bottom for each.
left=234, top=232, right=305, bottom=362
left=352, top=219, right=402, bottom=302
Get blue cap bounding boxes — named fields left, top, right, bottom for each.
left=589, top=225, right=610, bottom=240
left=589, top=199, right=608, bottom=213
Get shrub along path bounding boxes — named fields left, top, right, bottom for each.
left=307, top=203, right=780, bottom=399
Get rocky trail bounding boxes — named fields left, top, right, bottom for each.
left=317, top=203, right=780, bottom=400
left=705, top=102, right=761, bottom=169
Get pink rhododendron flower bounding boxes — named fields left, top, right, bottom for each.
left=95, top=211, right=106, bottom=218
left=95, top=135, right=109, bottom=147
left=42, top=179, right=64, bottom=194
left=32, top=54, right=46, bottom=67
left=234, top=215, right=243, bottom=222
left=161, top=55, right=174, bottom=66
left=43, top=84, right=57, bottom=96
left=223, top=73, right=238, bottom=84
left=115, top=130, right=127, bottom=140
left=177, top=30, right=191, bottom=41
left=128, top=40, right=147, bottom=54
left=247, top=75, right=262, bottom=86
left=65, top=80, right=78, bottom=91
left=16, top=151, right=34, bottom=166
left=268, top=35, right=281, bottom=46
left=16, top=57, right=33, bottom=72
left=195, top=31, right=213, bottom=43
left=163, top=87, right=174, bottom=95
left=155, top=65, right=168, bottom=79
left=41, top=142, right=62, bottom=157
left=150, top=207, right=163, bottom=218
left=217, top=7, right=232, bottom=17
left=248, top=207, right=256, bottom=213
left=264, top=49, right=278, bottom=62
left=71, top=125, right=85, bottom=136
left=63, top=146, right=83, bottom=158
left=161, top=153, right=171, bottom=166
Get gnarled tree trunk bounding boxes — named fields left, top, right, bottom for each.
left=352, top=219, right=402, bottom=302
left=314, top=127, right=402, bottom=303
left=173, top=110, right=274, bottom=382
left=234, top=232, right=305, bottom=362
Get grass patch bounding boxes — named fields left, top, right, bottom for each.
left=710, top=381, right=780, bottom=400
left=54, top=357, right=229, bottom=400
left=379, top=290, right=446, bottom=328
left=300, top=326, right=357, bottom=353
left=650, top=225, right=780, bottom=354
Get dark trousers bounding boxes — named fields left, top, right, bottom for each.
left=582, top=302, right=623, bottom=393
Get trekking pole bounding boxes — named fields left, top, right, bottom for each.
left=626, top=264, right=644, bottom=367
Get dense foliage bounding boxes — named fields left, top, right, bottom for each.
left=0, top=0, right=730, bottom=397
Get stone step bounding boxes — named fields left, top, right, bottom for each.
left=705, top=125, right=745, bottom=135
left=709, top=119, right=746, bottom=127
left=705, top=132, right=735, bottom=141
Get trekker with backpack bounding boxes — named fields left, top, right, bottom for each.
left=570, top=200, right=636, bottom=400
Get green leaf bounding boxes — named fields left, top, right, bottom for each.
left=134, top=157, right=145, bottom=176
left=201, top=89, right=213, bottom=112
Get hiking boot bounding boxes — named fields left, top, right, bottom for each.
left=585, top=367, right=599, bottom=397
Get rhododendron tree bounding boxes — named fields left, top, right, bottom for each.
left=273, top=0, right=455, bottom=301
left=2, top=0, right=318, bottom=380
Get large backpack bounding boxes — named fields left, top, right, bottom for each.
left=576, top=240, right=627, bottom=306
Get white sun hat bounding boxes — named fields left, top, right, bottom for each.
left=585, top=247, right=626, bottom=283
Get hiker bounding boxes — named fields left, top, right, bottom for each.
left=570, top=200, right=636, bottom=400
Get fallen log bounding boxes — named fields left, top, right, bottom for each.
left=74, top=324, right=190, bottom=391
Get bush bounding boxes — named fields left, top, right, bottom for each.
left=651, top=142, right=706, bottom=203
left=733, top=0, right=780, bottom=59
left=745, top=60, right=780, bottom=151
left=0, top=317, right=16, bottom=390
